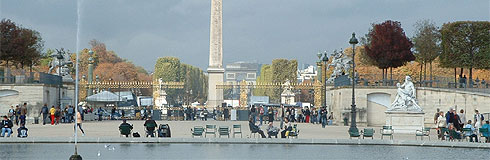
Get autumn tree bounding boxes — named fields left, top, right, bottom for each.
left=412, top=19, right=441, bottom=86
left=253, top=59, right=297, bottom=102
left=440, top=21, right=490, bottom=87
left=365, top=20, right=415, bottom=84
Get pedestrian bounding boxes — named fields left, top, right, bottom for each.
left=20, top=103, right=28, bottom=125
left=97, top=107, right=103, bottom=121
left=474, top=109, right=484, bottom=133
left=321, top=107, right=327, bottom=128
left=8, top=106, right=15, bottom=123
left=433, top=108, right=440, bottom=125
left=75, top=111, right=85, bottom=136
left=304, top=107, right=311, bottom=123
left=111, top=107, right=116, bottom=120
left=267, top=106, right=274, bottom=123
left=67, top=106, right=74, bottom=123
left=278, top=104, right=285, bottom=129
left=49, top=106, right=56, bottom=125
left=458, top=109, right=466, bottom=129
left=311, top=108, right=317, bottom=124
left=1, top=116, right=13, bottom=137
left=259, top=105, right=264, bottom=125
left=14, top=105, right=20, bottom=126
left=55, top=107, right=61, bottom=125
left=297, top=108, right=303, bottom=123
left=39, top=104, right=49, bottom=125
left=437, top=111, right=446, bottom=140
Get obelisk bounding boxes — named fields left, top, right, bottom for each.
left=207, top=0, right=224, bottom=108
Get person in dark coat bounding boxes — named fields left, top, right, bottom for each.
left=248, top=118, right=266, bottom=138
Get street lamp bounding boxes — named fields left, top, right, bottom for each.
left=349, top=32, right=359, bottom=132
left=316, top=51, right=329, bottom=108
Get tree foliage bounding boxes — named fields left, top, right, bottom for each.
left=0, top=19, right=44, bottom=72
left=365, top=20, right=415, bottom=70
left=153, top=57, right=207, bottom=105
left=253, top=59, right=297, bottom=102
left=413, top=20, right=441, bottom=66
left=440, top=21, right=490, bottom=70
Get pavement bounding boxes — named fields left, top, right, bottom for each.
left=1, top=120, right=489, bottom=149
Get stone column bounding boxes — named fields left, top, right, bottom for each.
left=207, top=0, right=224, bottom=108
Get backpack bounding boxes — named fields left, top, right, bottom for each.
left=133, top=132, right=141, bottom=137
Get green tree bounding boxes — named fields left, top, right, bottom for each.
left=412, top=19, right=441, bottom=85
left=440, top=21, right=490, bottom=87
left=253, top=64, right=273, bottom=96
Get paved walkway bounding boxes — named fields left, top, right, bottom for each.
left=8, top=120, right=457, bottom=141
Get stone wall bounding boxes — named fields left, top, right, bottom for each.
left=327, top=86, right=490, bottom=127
left=0, top=84, right=68, bottom=121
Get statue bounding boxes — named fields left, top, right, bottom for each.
left=388, top=76, right=423, bottom=112
left=48, top=48, right=73, bottom=77
left=327, top=50, right=352, bottom=83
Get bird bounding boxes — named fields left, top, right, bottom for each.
left=97, top=151, right=101, bottom=157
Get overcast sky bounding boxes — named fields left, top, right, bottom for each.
left=1, top=0, right=488, bottom=72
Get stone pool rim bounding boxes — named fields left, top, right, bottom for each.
left=1, top=138, right=489, bottom=149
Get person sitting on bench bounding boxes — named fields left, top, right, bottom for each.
left=249, top=117, right=266, bottom=138
left=17, top=123, right=28, bottom=138
left=119, top=119, right=133, bottom=137
left=281, top=117, right=292, bottom=138
left=144, top=116, right=157, bottom=137
left=266, top=122, right=279, bottom=138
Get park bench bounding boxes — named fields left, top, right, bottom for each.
left=218, top=126, right=231, bottom=138
left=232, top=124, right=242, bottom=138
left=191, top=126, right=204, bottom=138
left=380, top=126, right=394, bottom=140
left=349, top=128, right=361, bottom=139
left=288, top=124, right=300, bottom=139
left=205, top=124, right=217, bottom=138
left=361, top=128, right=375, bottom=139
left=415, top=127, right=431, bottom=140
left=119, top=125, right=133, bottom=137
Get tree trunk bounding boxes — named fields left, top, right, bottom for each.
left=419, top=63, right=423, bottom=87
left=429, top=62, right=433, bottom=87
left=454, top=68, right=457, bottom=88
left=390, top=67, right=393, bottom=85
left=460, top=68, right=464, bottom=77
left=469, top=68, right=473, bottom=88
left=424, top=63, right=427, bottom=86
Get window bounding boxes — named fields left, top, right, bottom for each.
left=227, top=73, right=235, bottom=79
left=247, top=73, right=256, bottom=79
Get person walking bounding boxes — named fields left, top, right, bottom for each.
left=8, top=106, right=15, bottom=124
left=40, top=104, right=49, bottom=125
left=458, top=109, right=466, bottom=129
left=278, top=104, right=285, bottom=129
left=437, top=111, right=447, bottom=140
left=49, top=106, right=56, bottom=125
left=321, top=107, right=327, bottom=128
left=55, top=107, right=61, bottom=125
left=19, top=103, right=28, bottom=125
left=304, top=107, right=311, bottom=123
left=474, top=109, right=484, bottom=134
left=67, top=106, right=74, bottom=123
left=267, top=106, right=274, bottom=123
left=258, top=105, right=264, bottom=126
left=14, top=105, right=20, bottom=126
left=75, top=111, right=85, bottom=136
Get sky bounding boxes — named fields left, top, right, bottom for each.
left=1, top=0, right=489, bottom=72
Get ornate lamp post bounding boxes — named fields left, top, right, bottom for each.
left=349, top=33, right=359, bottom=131
left=316, top=52, right=328, bottom=108
left=87, top=50, right=94, bottom=96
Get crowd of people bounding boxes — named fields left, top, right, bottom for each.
left=435, top=107, right=489, bottom=142
left=3, top=103, right=29, bottom=138
left=249, top=105, right=334, bottom=128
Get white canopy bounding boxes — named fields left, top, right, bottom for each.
left=86, top=91, right=124, bottom=102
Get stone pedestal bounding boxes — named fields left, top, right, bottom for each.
left=207, top=68, right=224, bottom=108
left=385, top=111, right=424, bottom=134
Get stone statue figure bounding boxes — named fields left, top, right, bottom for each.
left=327, top=50, right=352, bottom=83
left=48, top=48, right=72, bottom=77
left=389, top=76, right=423, bottom=112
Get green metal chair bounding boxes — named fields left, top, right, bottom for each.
left=119, top=125, right=133, bottom=137
left=479, top=127, right=490, bottom=143
left=144, top=122, right=157, bottom=137
left=440, top=127, right=450, bottom=141
left=232, top=124, right=242, bottom=138
left=361, top=128, right=375, bottom=139
left=205, top=124, right=217, bottom=138
left=461, top=128, right=472, bottom=141
left=380, top=126, right=394, bottom=140
left=218, top=126, right=230, bottom=138
left=415, top=127, right=431, bottom=140
left=349, top=128, right=361, bottom=139
left=191, top=126, right=204, bottom=138
left=288, top=124, right=300, bottom=138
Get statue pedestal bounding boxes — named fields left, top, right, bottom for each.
left=385, top=111, right=424, bottom=134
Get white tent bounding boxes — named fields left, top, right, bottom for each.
left=86, top=91, right=123, bottom=102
